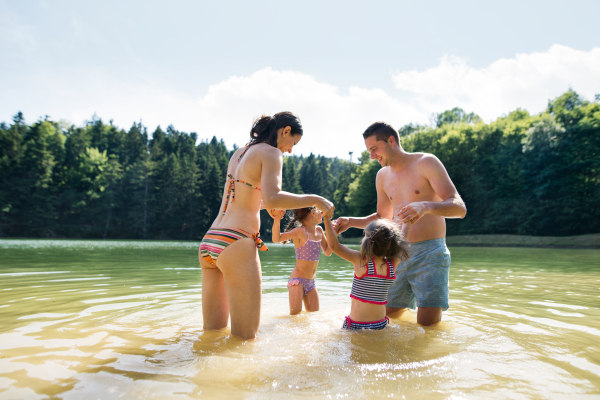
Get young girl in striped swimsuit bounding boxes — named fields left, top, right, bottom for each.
left=323, top=217, right=411, bottom=330
left=271, top=207, right=332, bottom=315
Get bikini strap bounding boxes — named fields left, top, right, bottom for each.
left=237, top=145, right=250, bottom=163
left=222, top=174, right=236, bottom=215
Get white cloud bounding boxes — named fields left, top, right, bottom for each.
left=194, top=68, right=424, bottom=158
left=392, top=44, right=600, bottom=121
left=8, top=67, right=422, bottom=159
left=3, top=45, right=599, bottom=159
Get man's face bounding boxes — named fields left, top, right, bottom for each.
left=365, top=136, right=391, bottom=167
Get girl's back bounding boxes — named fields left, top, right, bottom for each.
left=349, top=256, right=398, bottom=322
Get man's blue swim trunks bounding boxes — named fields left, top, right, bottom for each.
left=387, top=238, right=451, bottom=311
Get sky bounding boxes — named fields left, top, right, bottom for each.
left=1, top=0, right=599, bottom=158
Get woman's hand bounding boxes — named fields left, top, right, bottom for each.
left=314, top=197, right=335, bottom=219
left=270, top=209, right=285, bottom=220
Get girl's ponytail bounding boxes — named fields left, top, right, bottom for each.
left=281, top=207, right=315, bottom=245
left=281, top=216, right=297, bottom=244
left=360, top=234, right=375, bottom=266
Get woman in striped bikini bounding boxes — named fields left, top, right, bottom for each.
left=323, top=217, right=411, bottom=330
left=271, top=207, right=332, bottom=315
left=198, top=112, right=334, bottom=340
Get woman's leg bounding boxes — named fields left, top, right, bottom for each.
left=199, top=257, right=230, bottom=330
left=303, top=287, right=320, bottom=312
left=217, top=238, right=262, bottom=340
left=288, top=284, right=304, bottom=315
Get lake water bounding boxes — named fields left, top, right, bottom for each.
left=0, top=239, right=599, bottom=399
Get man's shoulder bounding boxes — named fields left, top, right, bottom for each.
left=376, top=165, right=391, bottom=179
left=410, top=152, right=442, bottom=167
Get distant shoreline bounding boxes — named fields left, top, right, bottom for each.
left=1, top=234, right=599, bottom=249
left=339, top=233, right=600, bottom=249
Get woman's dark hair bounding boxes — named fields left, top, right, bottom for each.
left=360, top=220, right=410, bottom=264
left=282, top=207, right=315, bottom=244
left=248, top=111, right=303, bottom=148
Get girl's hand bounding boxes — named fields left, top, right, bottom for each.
left=314, top=196, right=335, bottom=219
left=269, top=209, right=285, bottom=220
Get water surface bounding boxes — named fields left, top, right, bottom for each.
left=1, top=239, right=599, bottom=399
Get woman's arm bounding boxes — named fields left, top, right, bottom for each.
left=260, top=148, right=334, bottom=217
left=323, top=217, right=361, bottom=265
left=317, top=226, right=332, bottom=256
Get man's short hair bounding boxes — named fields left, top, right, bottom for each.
left=362, top=122, right=399, bottom=144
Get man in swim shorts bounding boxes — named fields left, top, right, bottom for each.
left=334, top=122, right=467, bottom=326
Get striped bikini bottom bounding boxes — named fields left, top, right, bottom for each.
left=342, top=316, right=389, bottom=330
left=199, top=227, right=268, bottom=266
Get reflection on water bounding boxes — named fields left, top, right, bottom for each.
left=0, top=239, right=599, bottom=399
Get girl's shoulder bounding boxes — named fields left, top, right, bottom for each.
left=291, top=226, right=308, bottom=239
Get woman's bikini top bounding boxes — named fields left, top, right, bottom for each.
left=295, top=227, right=321, bottom=261
left=350, top=258, right=396, bottom=305
left=222, top=146, right=261, bottom=216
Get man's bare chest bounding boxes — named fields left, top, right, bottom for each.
left=383, top=171, right=435, bottom=205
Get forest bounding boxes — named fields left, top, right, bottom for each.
left=0, top=90, right=598, bottom=240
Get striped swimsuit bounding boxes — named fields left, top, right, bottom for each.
left=343, top=257, right=396, bottom=330
left=199, top=147, right=268, bottom=266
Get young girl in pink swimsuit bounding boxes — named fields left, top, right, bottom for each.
left=271, top=207, right=332, bottom=315
left=323, top=217, right=411, bottom=330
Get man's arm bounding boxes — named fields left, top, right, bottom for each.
left=334, top=168, right=393, bottom=233
left=398, top=155, right=467, bottom=223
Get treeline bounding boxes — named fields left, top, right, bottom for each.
left=401, top=90, right=600, bottom=236
left=0, top=114, right=358, bottom=240
left=1, top=90, right=598, bottom=240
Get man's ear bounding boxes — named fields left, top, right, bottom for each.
left=387, top=135, right=396, bottom=146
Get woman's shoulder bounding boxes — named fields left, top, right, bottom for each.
left=248, top=143, right=280, bottom=154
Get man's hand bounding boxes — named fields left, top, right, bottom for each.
left=398, top=202, right=429, bottom=223
left=333, top=217, right=350, bottom=234
left=269, top=209, right=286, bottom=220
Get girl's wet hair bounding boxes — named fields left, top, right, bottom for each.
left=282, top=207, right=315, bottom=244
left=248, top=111, right=303, bottom=148
left=360, top=220, right=410, bottom=263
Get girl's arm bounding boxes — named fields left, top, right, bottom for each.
left=271, top=211, right=305, bottom=244
left=317, top=226, right=332, bottom=256
left=401, top=221, right=411, bottom=238
left=323, top=217, right=361, bottom=265
left=270, top=209, right=285, bottom=243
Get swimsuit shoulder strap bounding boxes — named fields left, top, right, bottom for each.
left=237, top=145, right=250, bottom=163
left=368, top=258, right=375, bottom=275
left=386, top=257, right=395, bottom=277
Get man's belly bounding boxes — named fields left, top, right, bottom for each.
left=392, top=212, right=446, bottom=243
